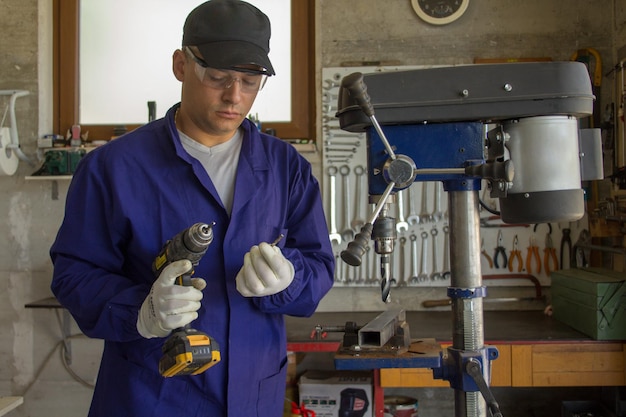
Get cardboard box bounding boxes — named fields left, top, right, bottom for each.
left=298, top=371, right=372, bottom=417
left=551, top=267, right=626, bottom=340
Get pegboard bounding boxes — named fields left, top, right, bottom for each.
left=321, top=66, right=589, bottom=290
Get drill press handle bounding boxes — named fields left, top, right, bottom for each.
left=341, top=72, right=397, bottom=160
left=340, top=72, right=375, bottom=118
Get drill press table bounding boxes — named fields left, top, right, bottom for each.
left=285, top=310, right=591, bottom=345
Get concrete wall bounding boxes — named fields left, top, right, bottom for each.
left=0, top=0, right=623, bottom=416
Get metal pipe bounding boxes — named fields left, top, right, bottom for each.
left=0, top=90, right=34, bottom=164
left=415, top=167, right=466, bottom=176
left=448, top=189, right=486, bottom=417
left=575, top=243, right=626, bottom=255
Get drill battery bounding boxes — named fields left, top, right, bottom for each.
left=159, top=328, right=221, bottom=377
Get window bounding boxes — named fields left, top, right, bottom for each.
left=53, top=0, right=313, bottom=140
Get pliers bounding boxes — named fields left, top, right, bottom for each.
left=560, top=226, right=572, bottom=269
left=526, top=236, right=541, bottom=274
left=493, top=230, right=508, bottom=269
left=544, top=233, right=559, bottom=276
left=508, top=235, right=523, bottom=272
left=481, top=238, right=494, bottom=269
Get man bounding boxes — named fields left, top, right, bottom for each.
left=50, top=1, right=334, bottom=416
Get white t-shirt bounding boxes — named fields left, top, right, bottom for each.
left=179, top=128, right=243, bottom=216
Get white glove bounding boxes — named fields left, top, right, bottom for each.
left=137, top=259, right=206, bottom=339
left=236, top=242, right=295, bottom=297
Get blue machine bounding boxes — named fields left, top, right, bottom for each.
left=332, top=62, right=603, bottom=417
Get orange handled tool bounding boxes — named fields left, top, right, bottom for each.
left=526, top=236, right=541, bottom=274
left=508, top=235, right=523, bottom=272
left=544, top=233, right=559, bottom=276
left=481, top=238, right=494, bottom=269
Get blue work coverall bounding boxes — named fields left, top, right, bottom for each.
left=50, top=104, right=335, bottom=417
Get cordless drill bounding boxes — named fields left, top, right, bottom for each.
left=152, top=222, right=221, bottom=377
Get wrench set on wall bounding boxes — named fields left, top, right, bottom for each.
left=322, top=68, right=452, bottom=287
left=321, top=67, right=587, bottom=289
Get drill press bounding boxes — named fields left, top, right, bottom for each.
left=333, top=61, right=603, bottom=417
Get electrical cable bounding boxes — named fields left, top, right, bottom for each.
left=17, top=311, right=96, bottom=397
left=60, top=341, right=95, bottom=389
left=53, top=309, right=96, bottom=389
left=18, top=334, right=94, bottom=397
left=479, top=198, right=500, bottom=216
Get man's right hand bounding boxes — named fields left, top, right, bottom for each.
left=136, top=259, right=206, bottom=339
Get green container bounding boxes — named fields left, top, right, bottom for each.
left=41, top=148, right=86, bottom=175
left=551, top=267, right=626, bottom=340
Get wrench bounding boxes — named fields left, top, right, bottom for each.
left=389, top=252, right=396, bottom=286
left=406, top=183, right=420, bottom=225
left=356, top=250, right=365, bottom=285
left=322, top=92, right=338, bottom=102
left=430, top=227, right=442, bottom=281
left=322, top=123, right=342, bottom=131
left=397, top=237, right=407, bottom=287
left=322, top=115, right=340, bottom=124
left=351, top=165, right=366, bottom=232
left=326, top=132, right=361, bottom=139
left=417, top=231, right=430, bottom=283
left=323, top=78, right=340, bottom=90
left=340, top=165, right=355, bottom=242
left=323, top=104, right=337, bottom=113
left=442, top=225, right=451, bottom=280
left=396, top=189, right=409, bottom=234
left=419, top=182, right=432, bottom=223
left=327, top=166, right=342, bottom=246
left=324, top=140, right=360, bottom=147
left=325, top=147, right=357, bottom=153
left=364, top=244, right=373, bottom=284
left=408, top=234, right=419, bottom=285
left=432, top=182, right=445, bottom=222
left=322, top=125, right=342, bottom=133
left=343, top=262, right=352, bottom=285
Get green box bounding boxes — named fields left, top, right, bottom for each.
left=551, top=268, right=626, bottom=340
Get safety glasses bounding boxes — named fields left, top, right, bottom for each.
left=184, top=47, right=268, bottom=94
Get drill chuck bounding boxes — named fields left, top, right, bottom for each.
left=372, top=216, right=396, bottom=255
left=152, top=222, right=214, bottom=279
left=182, top=223, right=214, bottom=256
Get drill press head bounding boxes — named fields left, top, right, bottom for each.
left=336, top=61, right=602, bottom=224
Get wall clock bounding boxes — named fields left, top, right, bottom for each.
left=410, top=0, right=470, bottom=25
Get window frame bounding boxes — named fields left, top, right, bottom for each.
left=53, top=0, right=314, bottom=140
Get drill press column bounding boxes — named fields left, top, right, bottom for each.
left=448, top=190, right=485, bottom=417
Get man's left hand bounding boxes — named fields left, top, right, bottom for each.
left=236, top=242, right=295, bottom=297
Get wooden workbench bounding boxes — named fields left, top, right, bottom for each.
left=286, top=311, right=626, bottom=417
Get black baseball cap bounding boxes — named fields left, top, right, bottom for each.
left=182, top=0, right=275, bottom=75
